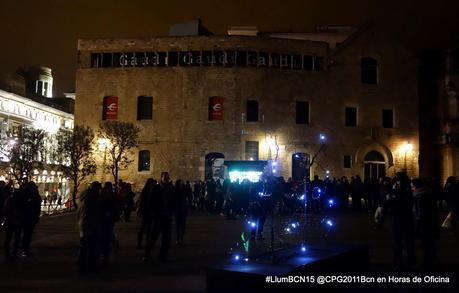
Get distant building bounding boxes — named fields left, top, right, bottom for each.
left=75, top=22, right=419, bottom=187
left=419, top=49, right=459, bottom=184
left=0, top=66, right=74, bottom=198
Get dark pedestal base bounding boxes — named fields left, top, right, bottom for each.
left=207, top=243, right=369, bottom=291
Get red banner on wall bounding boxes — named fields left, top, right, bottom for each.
left=103, top=96, right=118, bottom=120
left=209, top=96, right=224, bottom=120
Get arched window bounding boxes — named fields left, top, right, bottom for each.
left=364, top=150, right=385, bottom=162
left=361, top=57, right=378, bottom=84
left=138, top=150, right=150, bottom=171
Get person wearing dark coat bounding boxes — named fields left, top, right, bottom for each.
left=99, top=182, right=119, bottom=266
left=173, top=179, right=188, bottom=245
left=381, top=172, right=416, bottom=271
left=144, top=172, right=175, bottom=262
left=77, top=181, right=102, bottom=273
left=137, top=178, right=156, bottom=248
left=20, top=181, right=42, bottom=257
left=124, top=183, right=135, bottom=222
left=2, top=185, right=21, bottom=260
left=412, top=178, right=439, bottom=271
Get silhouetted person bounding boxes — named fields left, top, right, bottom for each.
left=351, top=175, right=364, bottom=211
left=173, top=179, right=188, bottom=245
left=100, top=181, right=119, bottom=266
left=412, top=178, right=439, bottom=271
left=2, top=185, right=21, bottom=261
left=444, top=176, right=459, bottom=232
left=20, top=181, right=41, bottom=257
left=381, top=172, right=416, bottom=271
left=77, top=182, right=102, bottom=273
left=137, top=178, right=156, bottom=249
left=144, top=172, right=174, bottom=262
left=124, top=183, right=135, bottom=222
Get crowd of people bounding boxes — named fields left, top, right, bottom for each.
left=1, top=170, right=458, bottom=273
left=0, top=181, right=42, bottom=261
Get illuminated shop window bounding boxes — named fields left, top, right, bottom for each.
left=361, top=57, right=378, bottom=84
left=137, top=96, right=153, bottom=120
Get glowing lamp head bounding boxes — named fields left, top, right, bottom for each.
left=272, top=161, right=277, bottom=166
left=326, top=170, right=330, bottom=174
left=272, top=169, right=277, bottom=173
left=401, top=143, right=413, bottom=153
left=326, top=220, right=333, bottom=227
left=319, top=134, right=326, bottom=141
left=328, top=199, right=334, bottom=206
left=295, top=154, right=300, bottom=158
left=233, top=254, right=241, bottom=261
left=291, top=223, right=297, bottom=229
left=286, top=228, right=291, bottom=233
left=299, top=194, right=305, bottom=200
left=244, top=258, right=249, bottom=262
left=251, top=222, right=256, bottom=228
left=301, top=246, right=307, bottom=252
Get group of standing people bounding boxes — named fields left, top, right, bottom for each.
left=136, top=172, right=189, bottom=262
left=76, top=180, right=135, bottom=273
left=0, top=181, right=41, bottom=261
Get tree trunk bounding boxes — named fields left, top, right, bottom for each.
left=72, top=179, right=78, bottom=210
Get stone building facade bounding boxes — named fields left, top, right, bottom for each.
left=75, top=25, right=419, bottom=188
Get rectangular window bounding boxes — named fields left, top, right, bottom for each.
left=296, top=101, right=310, bottom=124
left=382, top=109, right=394, bottom=128
left=138, top=150, right=150, bottom=171
left=345, top=107, right=357, bottom=127
left=137, top=96, right=153, bottom=120
left=245, top=141, right=259, bottom=160
left=246, top=100, right=259, bottom=122
left=343, top=155, right=352, bottom=168
left=43, top=82, right=48, bottom=96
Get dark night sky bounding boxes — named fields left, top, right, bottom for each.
left=0, top=0, right=458, bottom=95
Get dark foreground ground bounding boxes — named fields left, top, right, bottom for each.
left=0, top=210, right=457, bottom=292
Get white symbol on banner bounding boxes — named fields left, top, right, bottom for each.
left=213, top=103, right=222, bottom=111
left=107, top=103, right=117, bottom=112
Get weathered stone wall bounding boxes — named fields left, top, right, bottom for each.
left=75, top=32, right=419, bottom=191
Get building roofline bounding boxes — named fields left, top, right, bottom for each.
left=0, top=88, right=73, bottom=118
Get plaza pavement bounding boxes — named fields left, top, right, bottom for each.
left=0, top=209, right=457, bottom=292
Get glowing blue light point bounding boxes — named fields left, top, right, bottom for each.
left=326, top=220, right=333, bottom=227
left=272, top=169, right=276, bottom=173
left=272, top=161, right=277, bottom=166
left=299, top=194, right=305, bottom=200
left=301, top=246, right=307, bottom=252
left=251, top=222, right=256, bottom=228
left=244, top=258, right=249, bottom=262
left=234, top=254, right=240, bottom=261
left=319, top=134, right=326, bottom=141
left=328, top=199, right=334, bottom=206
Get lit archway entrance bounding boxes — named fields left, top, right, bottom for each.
left=205, top=152, right=225, bottom=181
left=363, top=150, right=385, bottom=182
left=292, top=153, right=310, bottom=180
